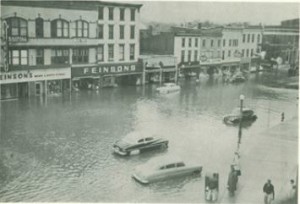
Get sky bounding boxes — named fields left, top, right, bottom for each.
left=128, top=1, right=300, bottom=25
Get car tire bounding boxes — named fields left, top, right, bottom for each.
left=160, top=143, right=167, bottom=150
left=193, top=170, right=201, bottom=175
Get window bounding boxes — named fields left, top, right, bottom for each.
left=218, top=39, right=221, bottom=47
left=109, top=25, right=114, bottom=39
left=10, top=50, right=28, bottom=65
left=211, top=39, right=214, bottom=47
left=35, top=18, right=44, bottom=38
left=188, top=38, right=192, bottom=47
left=257, top=34, right=261, bottom=43
left=130, top=9, right=135, bottom=21
left=51, top=49, right=69, bottom=64
left=228, top=50, right=231, bottom=57
left=188, top=50, right=191, bottom=62
left=223, top=39, right=226, bottom=47
left=243, top=34, right=246, bottom=43
left=120, top=8, right=125, bottom=21
left=229, top=39, right=232, bottom=46
left=182, top=38, right=185, bottom=47
left=51, top=19, right=69, bottom=37
left=138, top=139, right=144, bottom=143
left=72, top=48, right=89, bottom=64
left=177, top=162, right=185, bottom=167
left=97, top=45, right=104, bottom=62
left=246, top=49, right=249, bottom=57
left=98, top=7, right=104, bottom=20
left=195, top=38, right=198, bottom=47
left=256, top=48, right=260, bottom=53
left=108, top=44, right=114, bottom=61
left=75, top=20, right=89, bottom=37
left=36, top=49, right=44, bottom=65
left=252, top=34, right=255, bottom=43
left=194, top=50, right=198, bottom=61
left=119, top=25, right=124, bottom=39
left=222, top=50, right=225, bottom=60
left=242, top=49, right=245, bottom=57
left=166, top=164, right=176, bottom=169
left=145, top=137, right=153, bottom=141
left=109, top=7, right=114, bottom=20
left=97, top=25, right=103, bottom=39
left=202, top=39, right=206, bottom=47
left=130, top=44, right=135, bottom=60
left=119, top=44, right=125, bottom=61
left=6, top=17, right=27, bottom=37
left=247, top=34, right=250, bottom=42
left=130, top=25, right=135, bottom=39
left=251, top=49, right=253, bottom=56
left=181, top=50, right=185, bottom=62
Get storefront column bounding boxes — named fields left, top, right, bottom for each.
left=175, top=64, right=178, bottom=83
left=45, top=80, right=48, bottom=98
left=159, top=68, right=163, bottom=85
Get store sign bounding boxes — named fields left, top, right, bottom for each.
left=72, top=62, right=142, bottom=77
left=0, top=68, right=71, bottom=84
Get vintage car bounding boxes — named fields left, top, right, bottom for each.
left=223, top=107, right=257, bottom=125
left=113, top=134, right=168, bottom=156
left=156, top=83, right=180, bottom=94
left=132, top=155, right=202, bottom=184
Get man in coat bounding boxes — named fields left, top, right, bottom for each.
left=227, top=165, right=238, bottom=196
left=263, top=179, right=275, bottom=204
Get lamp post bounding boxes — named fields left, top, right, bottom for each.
left=237, top=94, right=245, bottom=149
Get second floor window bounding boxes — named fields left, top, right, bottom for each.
left=97, top=45, right=104, bottom=62
left=202, top=39, right=206, bottom=47
left=35, top=18, right=44, bottom=38
left=109, top=25, right=114, bottom=39
left=75, top=20, right=89, bottom=38
left=6, top=17, right=27, bottom=37
left=223, top=39, right=226, bottom=47
left=252, top=34, right=255, bottom=43
left=182, top=38, right=185, bottom=47
left=72, top=48, right=89, bottom=64
left=228, top=50, right=231, bottom=57
left=51, top=19, right=69, bottom=38
left=51, top=49, right=69, bottom=64
left=181, top=50, right=185, bottom=62
left=188, top=50, right=191, bottom=62
left=36, top=49, right=44, bottom=65
left=257, top=34, right=261, bottom=43
left=194, top=50, right=198, bottom=61
left=247, top=34, right=250, bottom=43
left=97, top=25, right=103, bottom=39
left=119, top=25, right=124, bottom=39
left=130, top=9, right=135, bottom=21
left=119, top=44, right=125, bottom=61
left=130, top=44, right=135, bottom=60
left=108, top=44, right=114, bottom=61
left=10, top=50, right=28, bottom=65
left=243, top=34, right=246, bottom=43
left=211, top=39, right=214, bottom=47
left=109, top=7, right=114, bottom=20
left=130, top=26, right=135, bottom=39
left=98, top=7, right=104, bottom=20
left=218, top=39, right=221, bottom=47
left=195, top=38, right=198, bottom=47
left=188, top=38, right=192, bottom=47
left=120, top=8, right=125, bottom=21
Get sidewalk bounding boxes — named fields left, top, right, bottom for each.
left=219, top=117, right=298, bottom=204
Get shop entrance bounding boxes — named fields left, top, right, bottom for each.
left=35, top=82, right=43, bottom=96
left=18, top=83, right=28, bottom=98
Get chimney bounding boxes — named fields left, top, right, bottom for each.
left=198, top=23, right=202, bottom=29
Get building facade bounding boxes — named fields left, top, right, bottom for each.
left=1, top=1, right=142, bottom=100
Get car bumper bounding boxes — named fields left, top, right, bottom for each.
left=113, top=147, right=128, bottom=156
left=132, top=173, right=149, bottom=184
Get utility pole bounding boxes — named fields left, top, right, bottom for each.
left=237, top=94, right=244, bottom=150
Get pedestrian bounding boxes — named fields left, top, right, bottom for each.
left=206, top=173, right=219, bottom=201
left=227, top=165, right=238, bottom=196
left=281, top=112, right=285, bottom=122
left=263, top=179, right=275, bottom=204
left=289, top=179, right=297, bottom=198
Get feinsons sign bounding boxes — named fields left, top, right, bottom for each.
left=71, top=62, right=142, bottom=77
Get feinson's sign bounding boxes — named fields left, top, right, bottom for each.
left=71, top=62, right=142, bottom=77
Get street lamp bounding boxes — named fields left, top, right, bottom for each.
left=237, top=94, right=245, bottom=149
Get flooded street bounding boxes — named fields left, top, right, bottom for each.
left=0, top=72, right=298, bottom=202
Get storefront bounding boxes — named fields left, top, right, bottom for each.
left=0, top=68, right=71, bottom=100
left=71, top=62, right=143, bottom=90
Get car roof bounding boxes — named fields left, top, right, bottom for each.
left=123, top=132, right=158, bottom=142
left=145, top=155, right=184, bottom=167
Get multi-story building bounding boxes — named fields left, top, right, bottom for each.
left=1, top=1, right=142, bottom=100
left=262, top=19, right=299, bottom=69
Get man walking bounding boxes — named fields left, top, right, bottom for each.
left=263, top=179, right=275, bottom=204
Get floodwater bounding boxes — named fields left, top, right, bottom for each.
left=0, top=72, right=298, bottom=202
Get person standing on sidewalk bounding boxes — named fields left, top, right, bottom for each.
left=227, top=165, right=238, bottom=196
left=263, top=179, right=275, bottom=204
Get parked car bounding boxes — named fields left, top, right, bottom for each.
left=223, top=107, right=257, bottom=125
left=156, top=83, right=180, bottom=94
left=132, top=155, right=202, bottom=184
left=113, top=134, right=168, bottom=156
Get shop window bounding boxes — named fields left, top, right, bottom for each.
left=6, top=17, right=27, bottom=37
left=119, top=25, right=124, bottom=39
left=119, top=44, right=125, bottom=61
left=181, top=50, right=185, bottom=62
left=51, top=49, right=69, bottom=64
left=35, top=17, right=44, bottom=38
left=97, top=25, right=103, bottom=39
left=130, top=44, right=135, bottom=60
left=10, top=50, right=28, bottom=65
left=51, top=19, right=69, bottom=38
left=108, top=44, right=114, bottom=61
left=75, top=20, right=89, bottom=38
left=120, top=8, right=125, bottom=21
left=97, top=45, right=104, bottom=62
left=98, top=7, right=103, bottom=20
left=130, top=9, right=135, bottom=21
left=188, top=38, right=192, bottom=47
left=36, top=49, right=44, bottom=65
left=48, top=80, right=62, bottom=95
left=72, top=48, right=89, bottom=64
left=130, top=25, right=135, bottom=39
left=182, top=38, right=185, bottom=47
left=109, top=7, right=114, bottom=20
left=109, top=25, right=114, bottom=39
